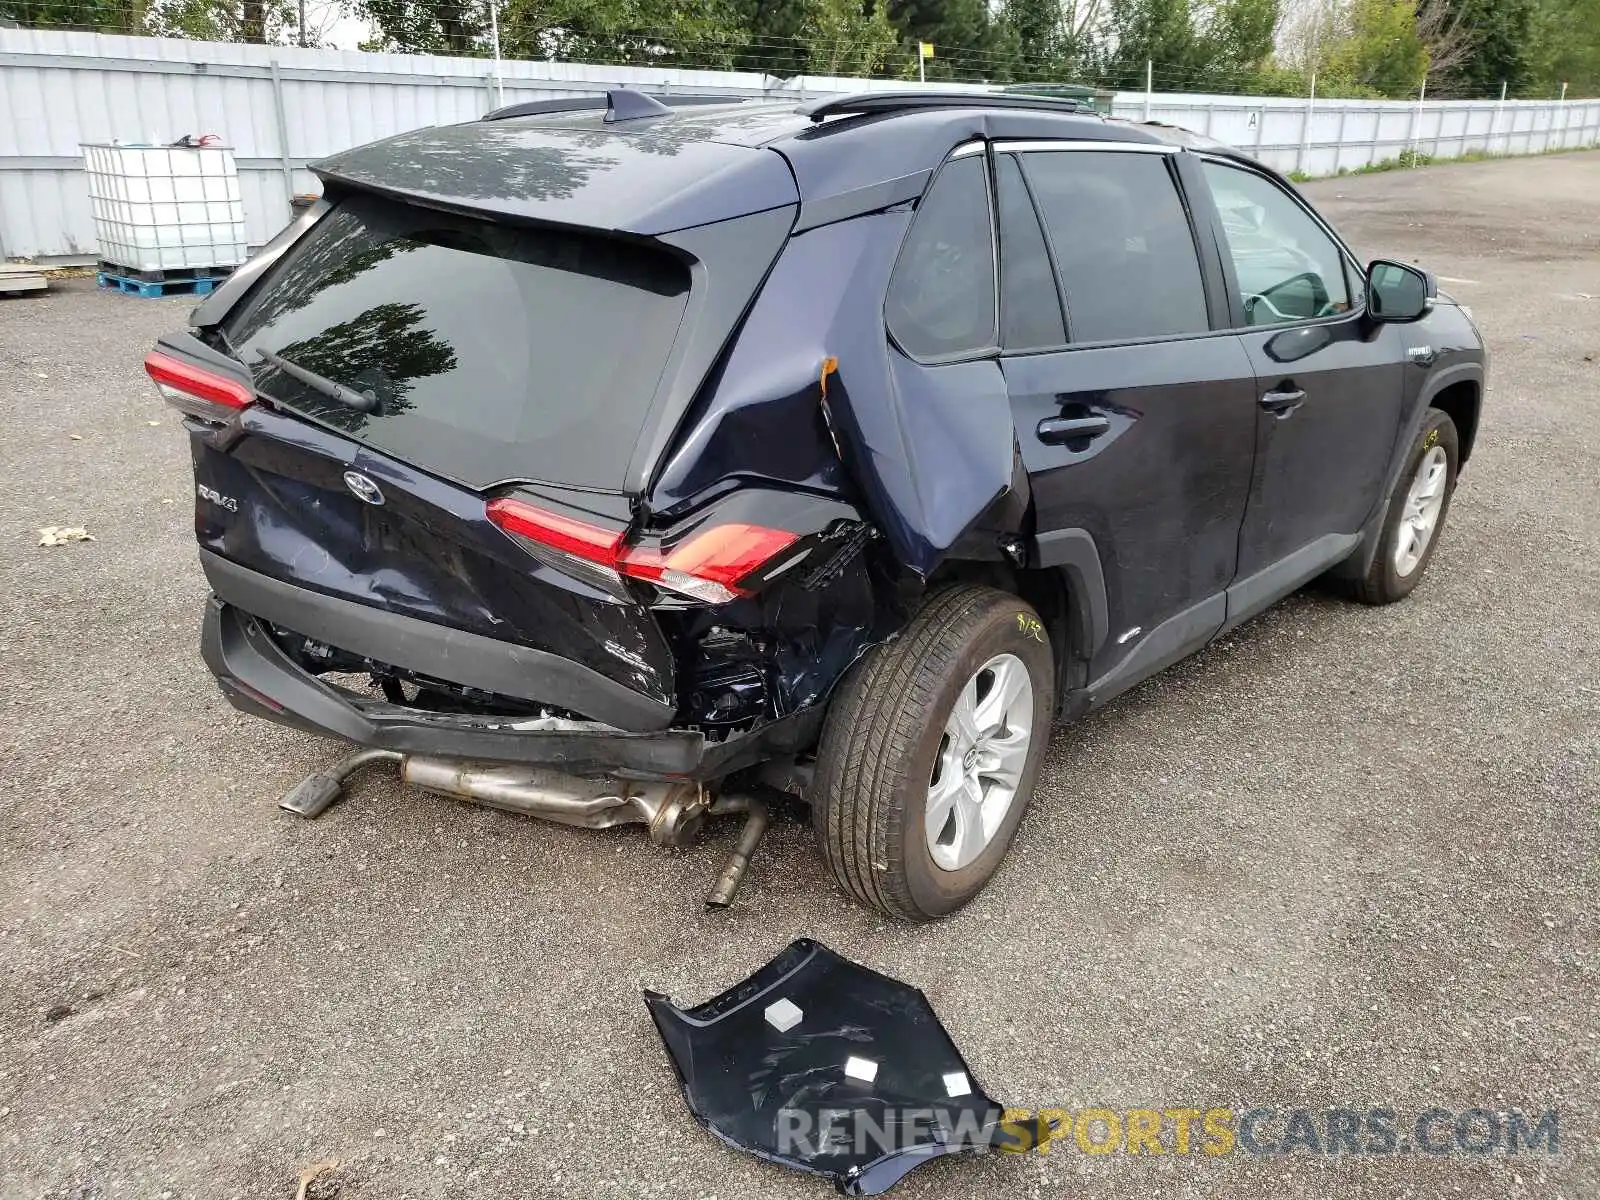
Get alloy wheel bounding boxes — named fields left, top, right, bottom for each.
left=1394, top=444, right=1449, bottom=577
left=925, top=653, right=1035, bottom=872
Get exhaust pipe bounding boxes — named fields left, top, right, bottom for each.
left=398, top=757, right=693, bottom=838
left=704, top=794, right=770, bottom=910
left=278, top=748, right=401, bottom=817
left=278, top=751, right=769, bottom=906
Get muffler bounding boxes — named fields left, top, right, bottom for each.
left=277, top=748, right=769, bottom=906
left=398, top=756, right=707, bottom=846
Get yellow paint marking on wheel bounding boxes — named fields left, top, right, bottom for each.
left=1016, top=613, right=1046, bottom=643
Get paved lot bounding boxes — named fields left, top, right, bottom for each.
left=2, top=152, right=1597, bottom=1200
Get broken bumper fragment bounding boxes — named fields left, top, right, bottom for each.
left=645, top=939, right=1009, bottom=1195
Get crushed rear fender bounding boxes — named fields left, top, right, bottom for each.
left=729, top=212, right=1018, bottom=579
left=645, top=939, right=1011, bottom=1195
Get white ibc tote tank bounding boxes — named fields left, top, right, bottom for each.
left=82, top=141, right=249, bottom=274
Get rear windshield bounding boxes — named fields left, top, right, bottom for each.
left=224, top=193, right=691, bottom=490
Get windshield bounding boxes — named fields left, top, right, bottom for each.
left=224, top=192, right=691, bottom=490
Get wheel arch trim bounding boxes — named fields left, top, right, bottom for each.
left=1329, top=372, right=1477, bottom=583
left=1418, top=363, right=1484, bottom=464
left=1030, top=527, right=1110, bottom=660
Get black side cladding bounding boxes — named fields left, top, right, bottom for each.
left=644, top=940, right=1010, bottom=1195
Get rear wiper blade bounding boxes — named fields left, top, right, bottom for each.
left=253, top=348, right=378, bottom=414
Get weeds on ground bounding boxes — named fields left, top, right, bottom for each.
left=1287, top=140, right=1600, bottom=183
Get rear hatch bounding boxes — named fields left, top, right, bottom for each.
left=165, top=125, right=798, bottom=728
left=225, top=191, right=692, bottom=494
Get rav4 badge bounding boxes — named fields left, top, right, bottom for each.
left=196, top=483, right=237, bottom=512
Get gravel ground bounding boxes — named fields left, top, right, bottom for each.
left=1, top=151, right=1596, bottom=1200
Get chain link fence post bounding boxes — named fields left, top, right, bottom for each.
left=1407, top=76, right=1427, bottom=164
left=269, top=59, right=294, bottom=214
left=488, top=0, right=503, bottom=107
left=1296, top=72, right=1316, bottom=176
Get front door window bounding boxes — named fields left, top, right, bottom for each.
left=1202, top=161, right=1352, bottom=326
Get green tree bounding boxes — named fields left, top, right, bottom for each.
left=1529, top=0, right=1600, bottom=94
left=884, top=0, right=1008, bottom=80
left=1441, top=0, right=1534, bottom=95
left=722, top=0, right=809, bottom=75
left=356, top=0, right=486, bottom=54
left=356, top=0, right=744, bottom=66
left=0, top=0, right=138, bottom=31
left=1199, top=0, right=1279, bottom=77
left=1103, top=0, right=1196, bottom=87
left=998, top=0, right=1059, bottom=74
left=802, top=0, right=898, bottom=75
left=1001, top=0, right=1110, bottom=81
left=1094, top=0, right=1278, bottom=90
left=1, top=0, right=292, bottom=39
left=1325, top=0, right=1429, bottom=96
left=527, top=0, right=744, bottom=68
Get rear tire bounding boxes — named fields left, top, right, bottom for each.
left=811, top=585, right=1055, bottom=922
left=1348, top=408, right=1459, bottom=605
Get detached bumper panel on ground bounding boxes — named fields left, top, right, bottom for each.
left=646, top=939, right=1009, bottom=1195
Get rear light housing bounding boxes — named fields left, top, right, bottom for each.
left=486, top=498, right=799, bottom=606
left=144, top=350, right=254, bottom=423
left=485, top=500, right=633, bottom=599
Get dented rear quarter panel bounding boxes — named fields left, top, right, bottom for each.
left=657, top=208, right=1020, bottom=581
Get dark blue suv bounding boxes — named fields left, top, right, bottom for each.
left=148, top=90, right=1486, bottom=920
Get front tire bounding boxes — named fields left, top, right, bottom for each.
left=1349, top=408, right=1460, bottom=605
left=811, top=585, right=1055, bottom=921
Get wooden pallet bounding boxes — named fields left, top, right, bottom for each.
left=97, top=270, right=221, bottom=298
left=0, top=263, right=47, bottom=296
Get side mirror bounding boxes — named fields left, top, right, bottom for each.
left=1366, top=259, right=1436, bottom=322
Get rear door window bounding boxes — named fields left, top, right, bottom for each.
left=1020, top=150, right=1210, bottom=344
left=995, top=153, right=1066, bottom=351
left=886, top=154, right=997, bottom=361
left=225, top=192, right=691, bottom=490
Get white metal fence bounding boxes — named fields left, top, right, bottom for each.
left=1148, top=90, right=1600, bottom=179
left=3, top=27, right=1598, bottom=261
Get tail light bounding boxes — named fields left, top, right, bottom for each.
left=621, top=524, right=802, bottom=605
left=486, top=498, right=799, bottom=605
left=144, top=350, right=253, bottom=423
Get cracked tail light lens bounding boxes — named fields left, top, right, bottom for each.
left=486, top=499, right=798, bottom=605
left=484, top=498, right=631, bottom=598
left=619, top=524, right=802, bottom=604
left=144, top=351, right=254, bottom=423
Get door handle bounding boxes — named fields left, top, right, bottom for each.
left=1259, top=387, right=1307, bottom=416
left=1037, top=415, right=1111, bottom=444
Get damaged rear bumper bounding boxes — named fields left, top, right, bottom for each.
left=200, top=596, right=822, bottom=781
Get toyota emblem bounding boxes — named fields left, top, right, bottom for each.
left=343, top=470, right=385, bottom=506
